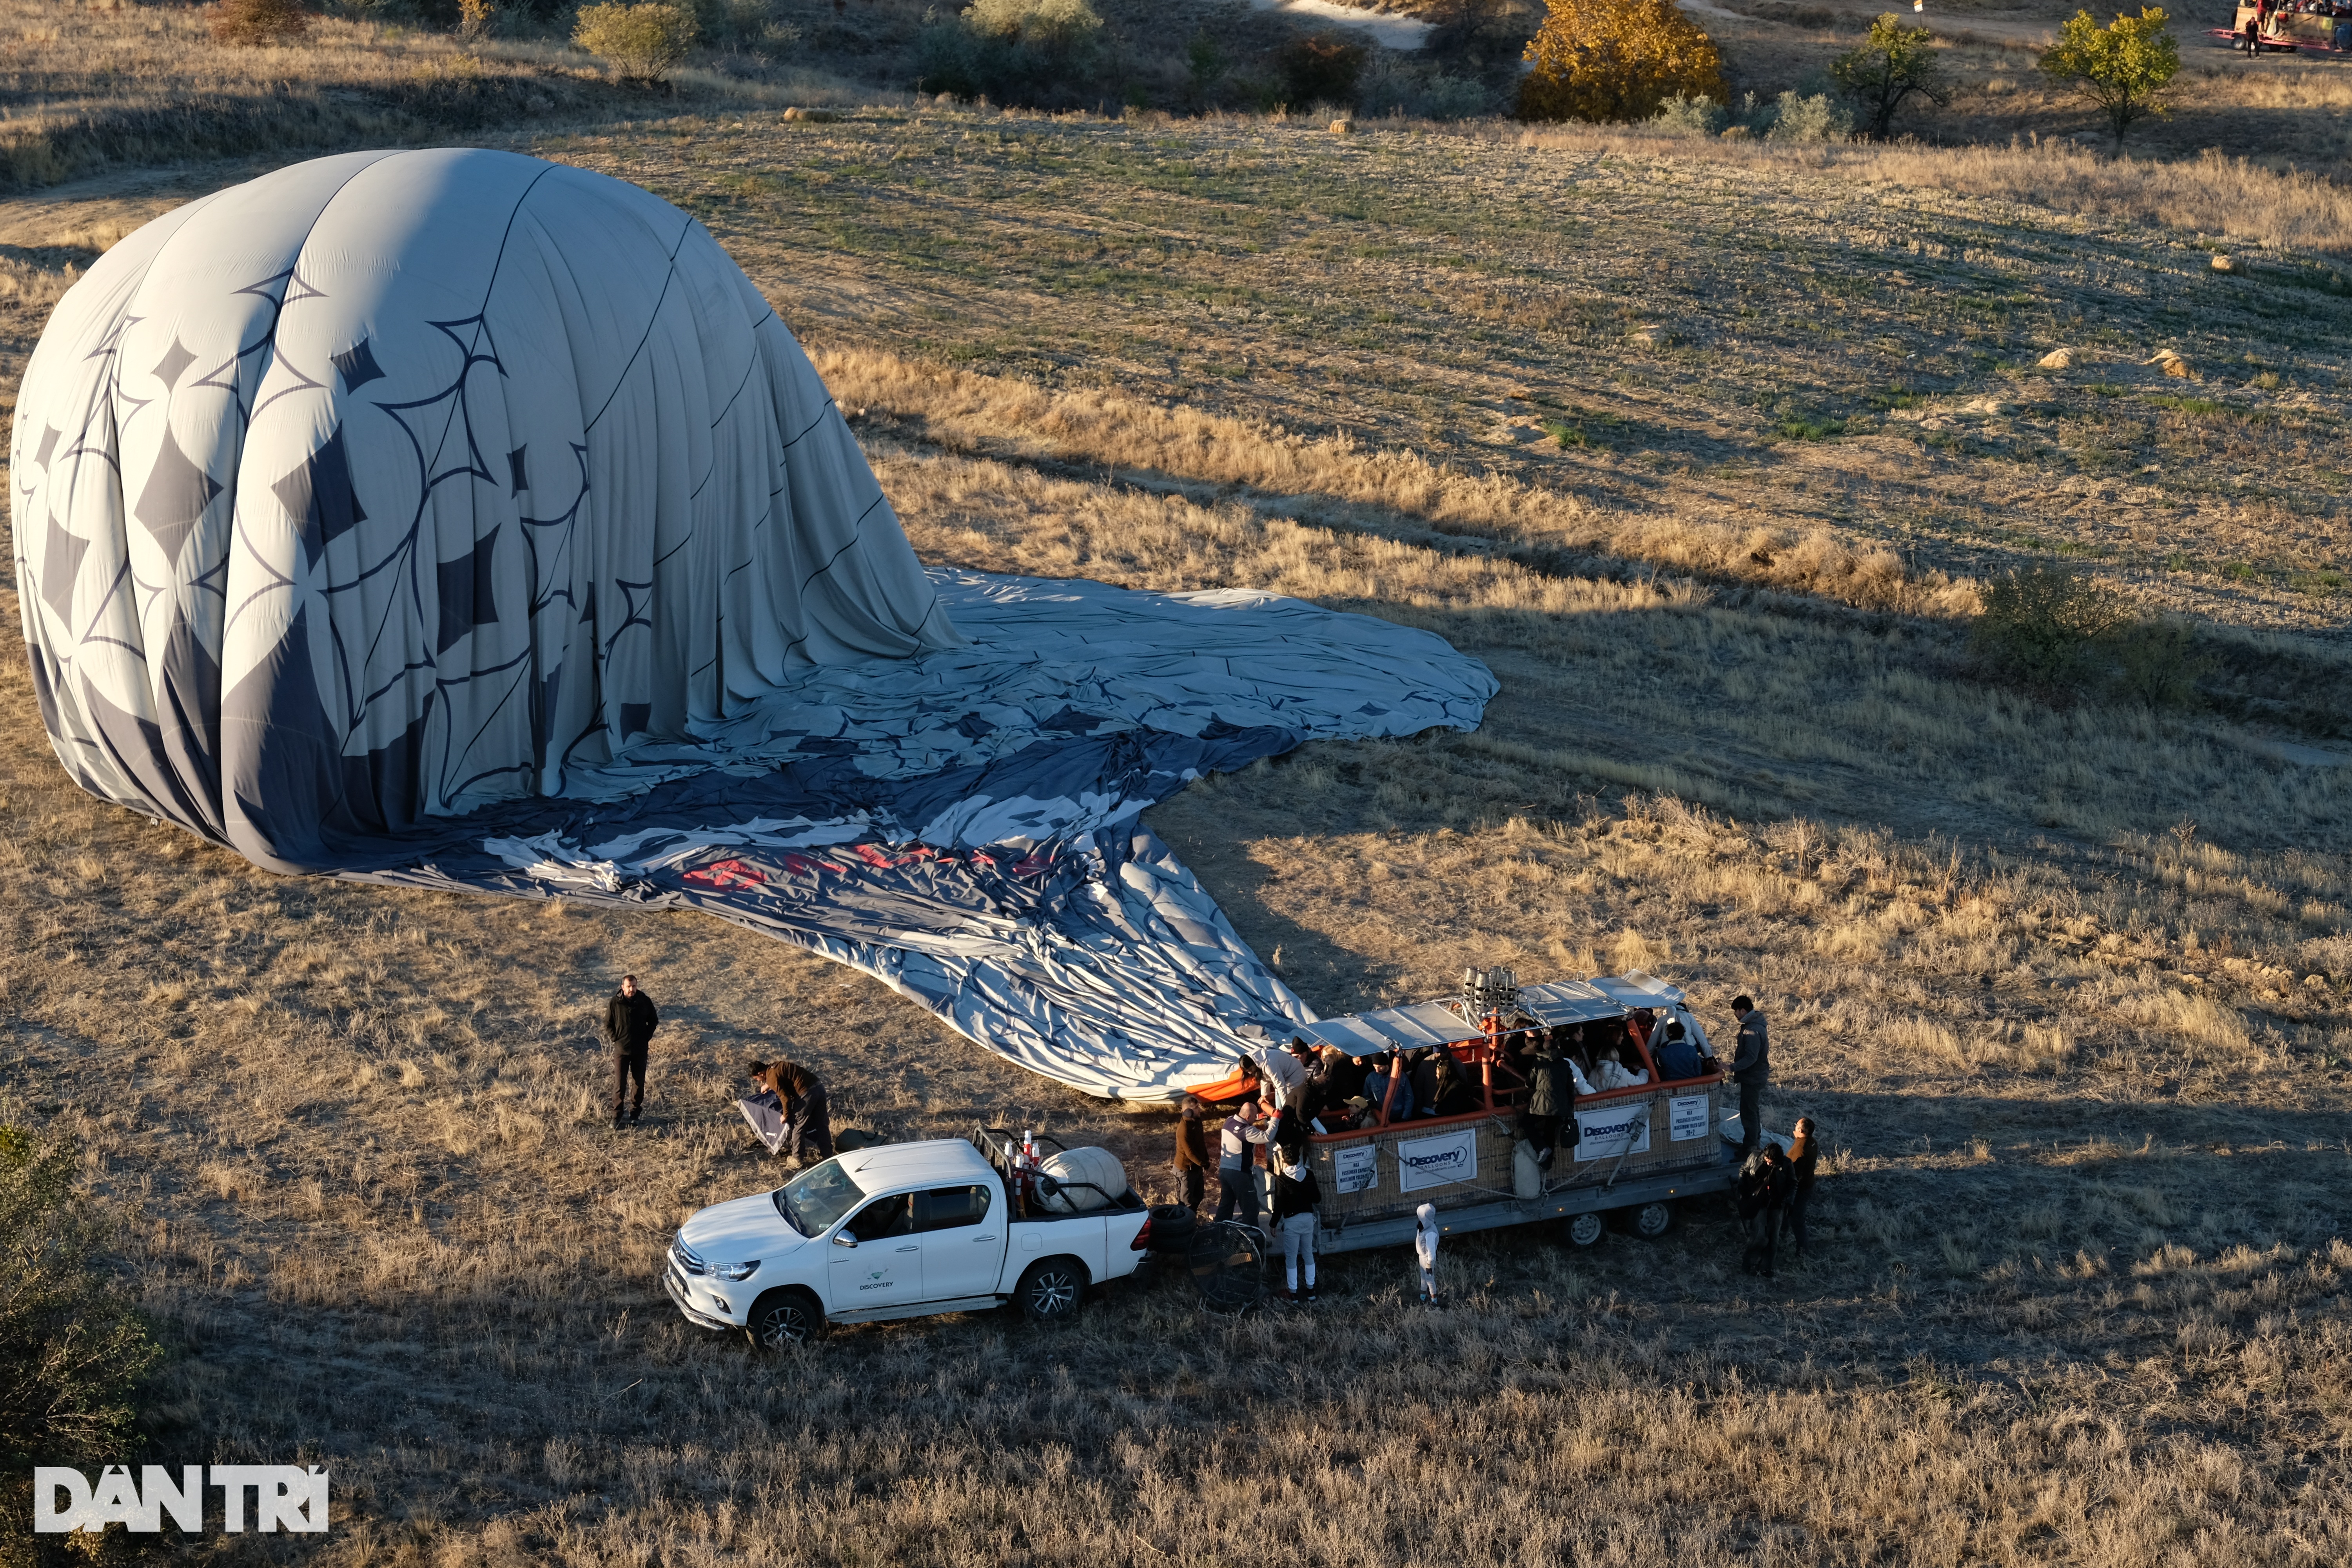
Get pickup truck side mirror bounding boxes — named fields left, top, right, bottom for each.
left=831, top=1233, right=858, bottom=1249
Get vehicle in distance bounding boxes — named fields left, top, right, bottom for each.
left=663, top=1134, right=1149, bottom=1346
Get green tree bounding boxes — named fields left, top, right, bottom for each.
left=573, top=2, right=699, bottom=83
left=2038, top=7, right=2180, bottom=143
left=1829, top=14, right=1949, bottom=140
left=1970, top=566, right=2130, bottom=686
left=1, top=1125, right=162, bottom=1563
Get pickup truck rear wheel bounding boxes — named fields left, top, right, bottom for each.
left=745, top=1287, right=824, bottom=1348
left=1014, top=1257, right=1090, bottom=1324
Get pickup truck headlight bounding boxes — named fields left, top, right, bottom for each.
left=713, top=1260, right=760, bottom=1282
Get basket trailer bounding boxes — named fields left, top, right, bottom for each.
left=1290, top=970, right=1746, bottom=1258
left=2214, top=0, right=2352, bottom=52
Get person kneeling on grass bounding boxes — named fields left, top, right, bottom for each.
left=748, top=1057, right=833, bottom=1164
left=1270, top=1144, right=1321, bottom=1306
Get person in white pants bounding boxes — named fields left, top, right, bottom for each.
left=1414, top=1203, right=1442, bottom=1307
left=1269, top=1151, right=1322, bottom=1305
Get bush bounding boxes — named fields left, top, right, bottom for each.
left=1766, top=89, right=1850, bottom=142
left=1971, top=566, right=2130, bottom=686
left=919, top=0, right=1105, bottom=107
left=1830, top=13, right=1949, bottom=140
left=2039, top=6, right=2179, bottom=144
left=212, top=0, right=313, bottom=45
left=1278, top=33, right=1370, bottom=109
left=2111, top=616, right=2210, bottom=709
left=0, top=1125, right=162, bottom=1564
left=573, top=2, right=699, bottom=82
left=1517, top=0, right=1728, bottom=124
left=1650, top=92, right=1724, bottom=137
left=1357, top=59, right=1496, bottom=121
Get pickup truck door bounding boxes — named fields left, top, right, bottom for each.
left=913, top=1182, right=1003, bottom=1300
left=825, top=1192, right=920, bottom=1312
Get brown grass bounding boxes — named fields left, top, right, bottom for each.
left=4, top=79, right=2351, bottom=1568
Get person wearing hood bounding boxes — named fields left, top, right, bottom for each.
left=1414, top=1203, right=1443, bottom=1307
left=1270, top=1147, right=1323, bottom=1305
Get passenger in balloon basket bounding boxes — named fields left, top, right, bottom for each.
left=604, top=975, right=659, bottom=1130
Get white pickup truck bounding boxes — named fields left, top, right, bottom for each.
left=662, top=1132, right=1154, bottom=1346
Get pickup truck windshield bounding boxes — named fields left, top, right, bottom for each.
left=773, top=1159, right=864, bottom=1237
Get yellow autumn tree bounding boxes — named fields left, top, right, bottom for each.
left=1516, top=0, right=1729, bottom=123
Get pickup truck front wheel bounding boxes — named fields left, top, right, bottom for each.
left=745, top=1287, right=825, bottom=1348
left=1014, top=1258, right=1090, bottom=1325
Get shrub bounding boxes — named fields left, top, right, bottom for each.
left=2111, top=616, right=2210, bottom=709
left=0, top=1125, right=162, bottom=1564
left=920, top=0, right=1104, bottom=106
left=573, top=2, right=699, bottom=82
left=966, top=0, right=1102, bottom=67
left=1419, top=73, right=1495, bottom=121
left=212, top=0, right=313, bottom=45
left=1650, top=92, right=1724, bottom=137
left=1830, top=14, right=1949, bottom=140
left=1766, top=89, right=1851, bottom=142
left=1517, top=0, right=1728, bottom=124
left=1278, top=33, right=1371, bottom=109
left=2039, top=6, right=2179, bottom=144
left=1971, top=566, right=2129, bottom=686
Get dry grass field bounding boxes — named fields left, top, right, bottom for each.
left=4, top=86, right=2352, bottom=1568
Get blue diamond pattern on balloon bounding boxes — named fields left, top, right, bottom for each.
left=272, top=425, right=368, bottom=567
left=333, top=338, right=386, bottom=390
left=41, top=512, right=87, bottom=622
left=133, top=426, right=224, bottom=559
left=152, top=337, right=198, bottom=388
left=435, top=532, right=501, bottom=653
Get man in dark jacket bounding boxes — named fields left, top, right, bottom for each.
left=1728, top=995, right=1769, bottom=1158
left=1173, top=1096, right=1212, bottom=1214
left=1654, top=1019, right=1704, bottom=1082
left=1736, top=1147, right=1794, bottom=1279
left=1520, top=1031, right=1573, bottom=1170
left=604, top=975, right=659, bottom=1129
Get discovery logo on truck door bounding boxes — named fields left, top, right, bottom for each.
left=1572, top=1104, right=1652, bottom=1161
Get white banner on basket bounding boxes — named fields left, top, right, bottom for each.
left=1573, top=1103, right=1652, bottom=1161
left=1669, top=1094, right=1711, bottom=1143
left=1331, top=1143, right=1379, bottom=1195
left=1395, top=1127, right=1479, bottom=1192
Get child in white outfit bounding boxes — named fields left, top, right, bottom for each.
left=1414, top=1202, right=1441, bottom=1307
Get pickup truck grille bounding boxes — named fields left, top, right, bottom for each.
left=670, top=1237, right=709, bottom=1277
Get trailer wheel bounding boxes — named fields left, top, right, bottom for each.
left=1565, top=1211, right=1605, bottom=1247
left=1627, top=1201, right=1674, bottom=1240
left=1187, top=1222, right=1268, bottom=1314
left=1014, top=1257, right=1090, bottom=1324
left=745, top=1287, right=824, bottom=1348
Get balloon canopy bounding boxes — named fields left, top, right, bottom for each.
left=13, top=150, right=1498, bottom=1102
left=12, top=147, right=958, bottom=874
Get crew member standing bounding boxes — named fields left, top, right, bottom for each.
left=1729, top=995, right=1770, bottom=1158
left=606, top=974, right=660, bottom=1129
left=1174, top=1095, right=1212, bottom=1215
